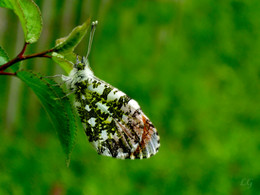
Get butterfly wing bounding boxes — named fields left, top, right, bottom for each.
left=74, top=76, right=160, bottom=159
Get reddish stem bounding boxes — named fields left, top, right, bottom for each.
left=0, top=43, right=54, bottom=72
left=21, top=49, right=54, bottom=60
left=0, top=71, right=16, bottom=76
left=18, top=42, right=29, bottom=58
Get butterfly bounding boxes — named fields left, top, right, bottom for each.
left=62, top=21, right=160, bottom=159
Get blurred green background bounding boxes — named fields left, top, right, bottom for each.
left=0, top=0, right=260, bottom=194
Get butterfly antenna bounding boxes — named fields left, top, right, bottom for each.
left=86, top=20, right=98, bottom=60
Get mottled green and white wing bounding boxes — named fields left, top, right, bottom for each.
left=74, top=76, right=160, bottom=159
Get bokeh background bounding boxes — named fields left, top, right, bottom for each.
left=0, top=0, right=260, bottom=194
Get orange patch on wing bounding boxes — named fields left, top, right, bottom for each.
left=141, top=115, right=154, bottom=145
left=133, top=115, right=154, bottom=156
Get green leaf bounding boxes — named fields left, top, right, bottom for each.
left=53, top=19, right=90, bottom=54
left=52, top=52, right=76, bottom=74
left=10, top=62, right=20, bottom=72
left=51, top=19, right=90, bottom=74
left=0, top=0, right=13, bottom=9
left=0, top=0, right=43, bottom=44
left=0, top=46, right=9, bottom=65
left=17, top=70, right=79, bottom=164
left=0, top=45, right=20, bottom=72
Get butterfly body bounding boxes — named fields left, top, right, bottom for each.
left=63, top=58, right=160, bottom=159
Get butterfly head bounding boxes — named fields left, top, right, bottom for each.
left=74, top=56, right=87, bottom=71
left=70, top=55, right=94, bottom=78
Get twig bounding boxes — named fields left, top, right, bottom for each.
left=0, top=71, right=16, bottom=76
left=0, top=43, right=54, bottom=72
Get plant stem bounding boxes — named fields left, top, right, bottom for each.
left=18, top=42, right=29, bottom=58
left=0, top=42, right=54, bottom=72
left=0, top=71, right=16, bottom=76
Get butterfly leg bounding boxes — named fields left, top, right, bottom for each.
left=43, top=74, right=72, bottom=86
left=55, top=90, right=76, bottom=100
left=43, top=74, right=64, bottom=78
